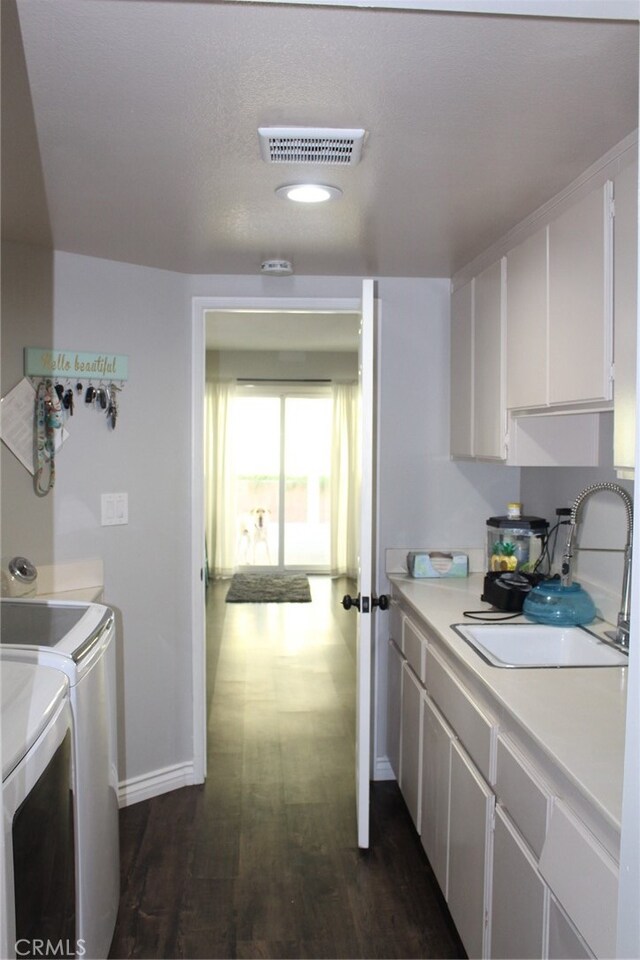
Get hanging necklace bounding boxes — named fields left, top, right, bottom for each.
left=34, top=381, right=59, bottom=496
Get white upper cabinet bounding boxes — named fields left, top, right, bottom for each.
left=505, top=181, right=614, bottom=412
left=474, top=259, right=505, bottom=459
left=506, top=226, right=548, bottom=409
left=613, top=157, right=638, bottom=475
left=451, top=136, right=635, bottom=466
left=450, top=279, right=474, bottom=458
left=548, top=182, right=613, bottom=406
left=450, top=262, right=506, bottom=461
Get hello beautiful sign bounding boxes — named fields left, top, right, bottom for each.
left=24, top=347, right=128, bottom=381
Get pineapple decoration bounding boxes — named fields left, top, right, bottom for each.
left=490, top=540, right=518, bottom=571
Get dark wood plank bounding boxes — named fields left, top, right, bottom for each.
left=109, top=577, right=465, bottom=959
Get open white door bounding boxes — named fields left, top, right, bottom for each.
left=342, top=278, right=386, bottom=849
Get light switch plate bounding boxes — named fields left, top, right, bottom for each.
left=101, top=493, right=128, bottom=526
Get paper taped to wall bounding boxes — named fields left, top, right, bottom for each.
left=0, top=377, right=67, bottom=475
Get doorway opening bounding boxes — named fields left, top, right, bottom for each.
left=192, top=297, right=363, bottom=783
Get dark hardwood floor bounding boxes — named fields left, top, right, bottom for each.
left=109, top=576, right=464, bottom=960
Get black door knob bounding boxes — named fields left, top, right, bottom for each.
left=342, top=594, right=361, bottom=611
left=373, top=594, right=390, bottom=611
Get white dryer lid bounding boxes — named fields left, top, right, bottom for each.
left=0, top=599, right=113, bottom=667
left=1, top=661, right=69, bottom=781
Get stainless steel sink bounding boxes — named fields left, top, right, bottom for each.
left=451, top=622, right=628, bottom=668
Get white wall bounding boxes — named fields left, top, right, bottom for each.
left=1, top=240, right=56, bottom=561
left=50, top=251, right=192, bottom=784
left=207, top=348, right=358, bottom=381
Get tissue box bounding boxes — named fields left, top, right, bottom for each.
left=407, top=551, right=468, bottom=579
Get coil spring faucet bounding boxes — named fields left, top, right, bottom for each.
left=561, top=482, right=633, bottom=648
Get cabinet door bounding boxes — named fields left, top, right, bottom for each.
left=506, top=227, right=548, bottom=409
left=448, top=740, right=494, bottom=960
left=420, top=694, right=453, bottom=897
left=474, top=259, right=506, bottom=459
left=450, top=279, right=474, bottom=458
left=387, top=639, right=403, bottom=782
left=613, top=158, right=638, bottom=473
left=426, top=644, right=497, bottom=785
left=496, top=734, right=551, bottom=860
left=400, top=662, right=423, bottom=833
left=547, top=894, right=594, bottom=960
left=539, top=799, right=618, bottom=959
left=491, top=806, right=547, bottom=960
left=548, top=182, right=613, bottom=406
left=389, top=597, right=403, bottom=647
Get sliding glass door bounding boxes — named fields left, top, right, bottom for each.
left=231, top=387, right=332, bottom=571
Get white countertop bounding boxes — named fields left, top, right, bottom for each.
left=390, top=573, right=627, bottom=848
left=34, top=558, right=104, bottom=604
left=36, top=586, right=104, bottom=603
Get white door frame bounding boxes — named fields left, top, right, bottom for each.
left=190, top=294, right=362, bottom=782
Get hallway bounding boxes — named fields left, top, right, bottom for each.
left=109, top=577, right=464, bottom=959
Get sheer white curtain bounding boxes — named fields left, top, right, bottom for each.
left=330, top=382, right=359, bottom=578
left=204, top=380, right=237, bottom=578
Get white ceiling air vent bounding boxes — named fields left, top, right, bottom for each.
left=258, top=127, right=366, bottom=166
left=261, top=259, right=293, bottom=276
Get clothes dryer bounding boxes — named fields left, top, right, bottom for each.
left=0, top=600, right=120, bottom=960
left=1, top=661, right=74, bottom=960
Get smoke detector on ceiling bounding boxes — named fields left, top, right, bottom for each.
left=258, top=127, right=366, bottom=166
left=261, top=259, right=293, bottom=276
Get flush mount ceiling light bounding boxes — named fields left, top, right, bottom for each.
left=275, top=183, right=342, bottom=203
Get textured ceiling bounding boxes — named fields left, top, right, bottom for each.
left=4, top=0, right=638, bottom=277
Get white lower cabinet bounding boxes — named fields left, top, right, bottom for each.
left=447, top=740, right=495, bottom=960
left=426, top=643, right=497, bottom=785
left=547, top=894, right=594, bottom=960
left=495, top=734, right=552, bottom=859
left=387, top=638, right=403, bottom=782
left=390, top=603, right=618, bottom=959
left=400, top=662, right=423, bottom=833
left=420, top=694, right=453, bottom=897
left=539, top=799, right=618, bottom=959
left=491, top=805, right=547, bottom=959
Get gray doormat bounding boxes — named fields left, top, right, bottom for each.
left=225, top=573, right=312, bottom=603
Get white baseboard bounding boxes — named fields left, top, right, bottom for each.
left=374, top=755, right=396, bottom=782
left=118, top=760, right=202, bottom=807
left=119, top=755, right=396, bottom=805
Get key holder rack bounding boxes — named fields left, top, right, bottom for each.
left=25, top=347, right=128, bottom=431
left=22, top=347, right=129, bottom=495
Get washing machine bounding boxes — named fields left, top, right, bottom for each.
left=0, top=599, right=120, bottom=960
left=2, top=661, right=75, bottom=960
